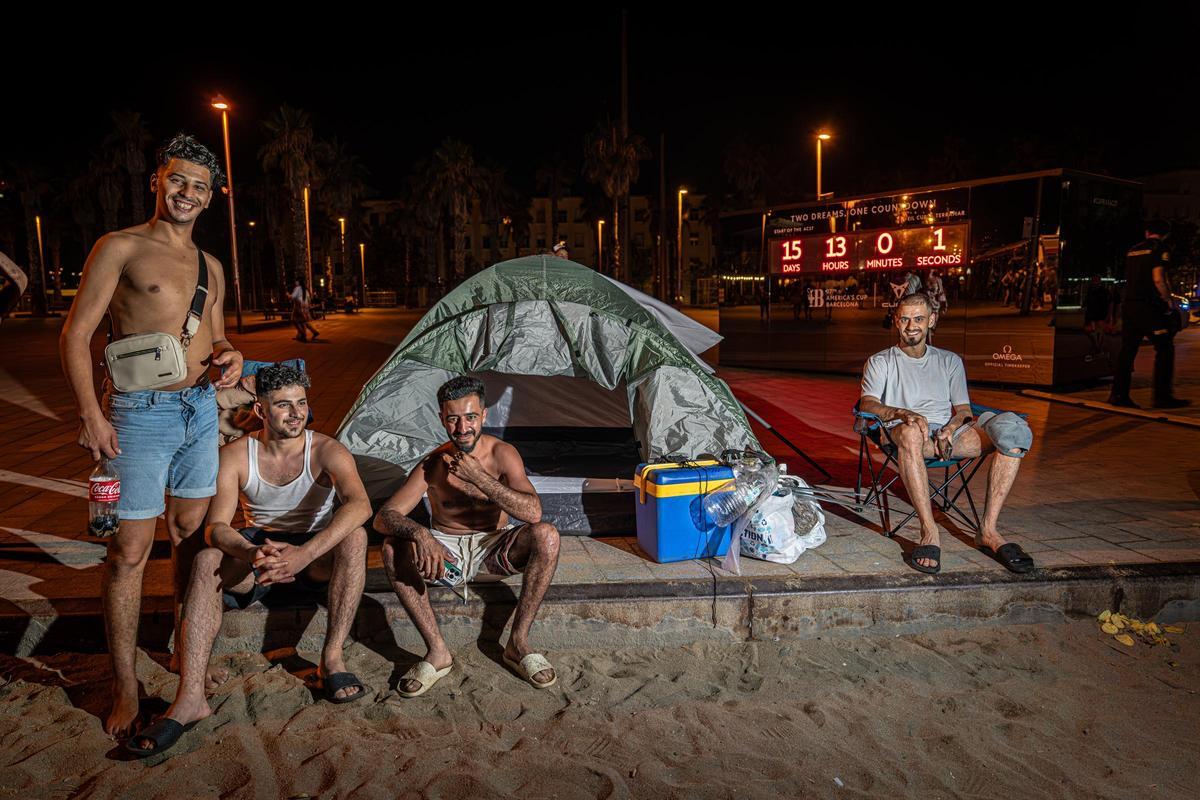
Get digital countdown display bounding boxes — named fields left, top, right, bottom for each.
left=768, top=223, right=968, bottom=275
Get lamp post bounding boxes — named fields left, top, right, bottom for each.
left=338, top=217, right=346, bottom=298
left=359, top=242, right=366, bottom=307
left=210, top=94, right=244, bottom=334
left=816, top=133, right=832, bottom=200
left=302, top=186, right=313, bottom=293
left=676, top=188, right=688, bottom=304
left=597, top=218, right=604, bottom=273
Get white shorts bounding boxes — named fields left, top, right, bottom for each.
left=430, top=524, right=525, bottom=585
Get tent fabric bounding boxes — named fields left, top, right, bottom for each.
left=337, top=256, right=761, bottom=490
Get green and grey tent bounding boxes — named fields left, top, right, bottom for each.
left=336, top=256, right=762, bottom=532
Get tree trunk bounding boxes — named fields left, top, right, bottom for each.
left=49, top=236, right=63, bottom=305
left=404, top=237, right=412, bottom=307
left=452, top=197, right=466, bottom=281
left=291, top=192, right=308, bottom=289
left=22, top=208, right=47, bottom=316
left=611, top=198, right=621, bottom=282
left=128, top=169, right=144, bottom=222
left=435, top=219, right=447, bottom=286
left=550, top=192, right=559, bottom=247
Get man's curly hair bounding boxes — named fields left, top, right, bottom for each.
left=156, top=133, right=226, bottom=189
left=256, top=364, right=310, bottom=397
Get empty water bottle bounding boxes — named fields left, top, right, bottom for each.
left=704, top=463, right=778, bottom=526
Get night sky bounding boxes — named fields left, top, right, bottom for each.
left=5, top=15, right=1200, bottom=205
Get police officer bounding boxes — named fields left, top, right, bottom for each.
left=1108, top=220, right=1189, bottom=409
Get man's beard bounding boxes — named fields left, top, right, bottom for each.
left=452, top=432, right=478, bottom=453
left=272, top=420, right=305, bottom=439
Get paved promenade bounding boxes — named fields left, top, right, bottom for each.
left=1, top=309, right=1197, bottom=652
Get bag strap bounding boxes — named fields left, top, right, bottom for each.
left=180, top=247, right=209, bottom=350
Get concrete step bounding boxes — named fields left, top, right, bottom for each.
left=4, top=563, right=1198, bottom=657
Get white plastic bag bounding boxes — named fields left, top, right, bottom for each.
left=735, top=489, right=804, bottom=564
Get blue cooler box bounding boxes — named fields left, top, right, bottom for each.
left=633, top=461, right=735, bottom=563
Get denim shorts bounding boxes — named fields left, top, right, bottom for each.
left=107, top=382, right=218, bottom=519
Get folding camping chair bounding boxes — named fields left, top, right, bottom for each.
left=853, top=402, right=1018, bottom=539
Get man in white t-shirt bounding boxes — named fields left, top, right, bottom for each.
left=859, top=292, right=1034, bottom=575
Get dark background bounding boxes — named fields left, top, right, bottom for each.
left=5, top=13, right=1199, bottom=201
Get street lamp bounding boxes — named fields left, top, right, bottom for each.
left=816, top=133, right=832, bottom=200
left=676, top=188, right=688, bottom=304
left=597, top=218, right=604, bottom=273
left=210, top=94, right=244, bottom=334
left=359, top=242, right=366, bottom=307
left=338, top=217, right=346, bottom=298
left=302, top=186, right=313, bottom=293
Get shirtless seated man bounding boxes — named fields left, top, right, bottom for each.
left=127, top=364, right=370, bottom=758
left=859, top=292, right=1035, bottom=575
left=374, top=376, right=561, bottom=696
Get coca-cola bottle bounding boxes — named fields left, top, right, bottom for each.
left=88, top=459, right=120, bottom=537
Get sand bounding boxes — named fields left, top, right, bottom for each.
left=0, top=620, right=1196, bottom=799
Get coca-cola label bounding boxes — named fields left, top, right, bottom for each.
left=89, top=479, right=120, bottom=503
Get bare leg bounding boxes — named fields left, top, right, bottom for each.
left=133, top=548, right=252, bottom=752
left=308, top=527, right=367, bottom=699
left=978, top=451, right=1022, bottom=551
left=892, top=423, right=939, bottom=569
left=166, top=497, right=212, bottom=680
left=381, top=539, right=452, bottom=694
left=501, top=522, right=560, bottom=683
left=101, top=517, right=156, bottom=737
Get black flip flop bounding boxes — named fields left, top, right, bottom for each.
left=909, top=544, right=942, bottom=574
left=982, top=542, right=1035, bottom=574
left=124, top=718, right=198, bottom=759
left=322, top=671, right=368, bottom=704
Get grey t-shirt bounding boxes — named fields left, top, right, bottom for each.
left=860, top=345, right=970, bottom=426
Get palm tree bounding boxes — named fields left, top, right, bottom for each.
left=535, top=152, right=574, bottom=247
left=9, top=162, right=49, bottom=316
left=427, top=139, right=481, bottom=282
left=65, top=172, right=98, bottom=256
left=105, top=110, right=153, bottom=224
left=260, top=105, right=317, bottom=285
left=479, top=160, right=525, bottom=267
left=584, top=124, right=649, bottom=282
left=723, top=138, right=767, bottom=208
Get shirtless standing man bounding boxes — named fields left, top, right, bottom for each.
left=60, top=134, right=243, bottom=737
left=374, top=376, right=561, bottom=696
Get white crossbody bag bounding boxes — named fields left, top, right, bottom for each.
left=104, top=248, right=208, bottom=392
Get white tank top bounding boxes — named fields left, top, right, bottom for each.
left=241, top=431, right=335, bottom=533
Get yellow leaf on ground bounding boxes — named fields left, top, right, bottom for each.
left=1113, top=619, right=1126, bottom=630
left=1101, top=622, right=1120, bottom=635
left=1164, top=625, right=1184, bottom=634
left=1115, top=634, right=1135, bottom=647
left=1146, top=623, right=1159, bottom=635
left=1099, top=610, right=1112, bottom=622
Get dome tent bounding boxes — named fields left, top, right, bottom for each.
left=336, top=256, right=762, bottom=531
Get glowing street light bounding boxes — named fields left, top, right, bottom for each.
left=359, top=242, right=366, bottom=306
left=338, top=217, right=346, bottom=297
left=816, top=132, right=832, bottom=200
left=210, top=94, right=244, bottom=333
left=597, top=218, right=605, bottom=273
left=677, top=188, right=688, bottom=304
left=302, top=186, right=313, bottom=293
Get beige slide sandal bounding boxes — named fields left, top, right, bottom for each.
left=397, top=660, right=453, bottom=698
left=503, top=653, right=558, bottom=689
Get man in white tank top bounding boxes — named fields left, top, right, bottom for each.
left=127, top=364, right=371, bottom=758
left=375, top=376, right=561, bottom=697
left=859, top=292, right=1034, bottom=576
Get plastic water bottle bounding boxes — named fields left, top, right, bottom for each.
left=88, top=459, right=121, bottom=538
left=704, top=463, right=778, bottom=526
